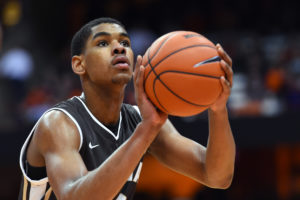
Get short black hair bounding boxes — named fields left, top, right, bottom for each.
left=71, top=17, right=125, bottom=57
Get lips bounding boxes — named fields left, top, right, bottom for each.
left=112, top=56, right=130, bottom=68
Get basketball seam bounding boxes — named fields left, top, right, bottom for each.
left=144, top=32, right=179, bottom=113
left=153, top=80, right=169, bottom=113
left=145, top=33, right=176, bottom=67
left=144, top=44, right=216, bottom=82
left=145, top=32, right=179, bottom=78
left=153, top=71, right=220, bottom=107
left=158, top=70, right=221, bottom=79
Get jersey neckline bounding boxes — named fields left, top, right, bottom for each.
left=75, top=95, right=122, bottom=140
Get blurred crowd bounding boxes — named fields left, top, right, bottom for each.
left=0, top=27, right=299, bottom=133
left=0, top=0, right=299, bottom=133
left=1, top=0, right=300, bottom=199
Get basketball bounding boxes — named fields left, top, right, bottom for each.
left=142, top=31, right=225, bottom=117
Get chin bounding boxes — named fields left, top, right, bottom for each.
left=112, top=74, right=132, bottom=85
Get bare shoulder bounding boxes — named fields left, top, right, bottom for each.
left=27, top=110, right=81, bottom=166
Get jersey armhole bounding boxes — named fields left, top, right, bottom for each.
left=19, top=108, right=83, bottom=186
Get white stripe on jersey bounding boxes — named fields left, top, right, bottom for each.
left=29, top=183, right=47, bottom=200
left=75, top=96, right=122, bottom=140
left=132, top=105, right=141, bottom=117
left=116, top=193, right=127, bottom=200
left=133, top=162, right=143, bottom=182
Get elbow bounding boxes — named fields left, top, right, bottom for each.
left=207, top=173, right=234, bottom=189
left=215, top=175, right=233, bottom=189
left=58, top=182, right=80, bottom=200
left=58, top=189, right=73, bottom=200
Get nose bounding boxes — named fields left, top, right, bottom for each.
left=112, top=41, right=126, bottom=55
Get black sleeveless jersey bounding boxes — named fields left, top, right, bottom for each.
left=19, top=96, right=143, bottom=200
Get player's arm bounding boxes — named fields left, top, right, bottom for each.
left=33, top=109, right=165, bottom=200
left=31, top=58, right=166, bottom=200
left=148, top=44, right=236, bottom=189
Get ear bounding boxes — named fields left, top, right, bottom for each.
left=72, top=55, right=85, bottom=75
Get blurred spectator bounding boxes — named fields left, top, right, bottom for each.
left=265, top=66, right=285, bottom=94
left=228, top=72, right=259, bottom=116
left=260, top=91, right=283, bottom=116
left=0, top=47, right=33, bottom=81
left=285, top=54, right=300, bottom=111
left=0, top=46, right=34, bottom=106
left=21, top=87, right=53, bottom=122
left=0, top=1, right=299, bottom=200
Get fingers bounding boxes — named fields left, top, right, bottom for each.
left=220, top=60, right=233, bottom=87
left=135, top=64, right=145, bottom=104
left=216, top=43, right=232, bottom=67
left=136, top=65, right=144, bottom=92
left=220, top=76, right=231, bottom=95
left=216, top=43, right=233, bottom=87
left=134, top=55, right=143, bottom=82
left=134, top=55, right=144, bottom=104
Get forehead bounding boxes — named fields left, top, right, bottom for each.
left=90, top=23, right=127, bottom=37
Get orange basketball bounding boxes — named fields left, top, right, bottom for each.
left=142, top=31, right=224, bottom=117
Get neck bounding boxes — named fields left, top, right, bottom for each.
left=81, top=83, right=126, bottom=125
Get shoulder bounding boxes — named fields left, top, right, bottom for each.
left=34, top=110, right=81, bottom=155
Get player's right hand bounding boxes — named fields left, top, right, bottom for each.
left=133, top=55, right=168, bottom=129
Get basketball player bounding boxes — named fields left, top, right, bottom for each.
left=19, top=17, right=235, bottom=200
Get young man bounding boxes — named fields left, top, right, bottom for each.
left=19, top=17, right=235, bottom=200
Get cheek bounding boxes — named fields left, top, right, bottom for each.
left=127, top=49, right=134, bottom=68
left=85, top=51, right=109, bottom=72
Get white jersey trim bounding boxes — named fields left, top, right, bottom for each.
left=133, top=162, right=143, bottom=182
left=19, top=107, right=83, bottom=186
left=56, top=108, right=83, bottom=150
left=132, top=105, right=141, bottom=117
left=75, top=95, right=122, bottom=140
left=116, top=193, right=127, bottom=200
left=29, top=183, right=47, bottom=200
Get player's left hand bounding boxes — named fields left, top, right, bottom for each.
left=209, top=44, right=233, bottom=112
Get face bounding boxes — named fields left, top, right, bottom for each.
left=81, top=23, right=134, bottom=86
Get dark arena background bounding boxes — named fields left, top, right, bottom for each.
left=0, top=0, right=300, bottom=199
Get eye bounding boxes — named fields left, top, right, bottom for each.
left=120, top=40, right=130, bottom=47
left=97, top=40, right=108, bottom=47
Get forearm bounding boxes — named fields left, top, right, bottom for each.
left=205, top=107, right=236, bottom=188
left=63, top=122, right=159, bottom=200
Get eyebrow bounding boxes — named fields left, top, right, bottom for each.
left=92, top=32, right=130, bottom=40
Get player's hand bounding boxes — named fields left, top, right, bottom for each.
left=134, top=55, right=168, bottom=128
left=209, top=44, right=233, bottom=112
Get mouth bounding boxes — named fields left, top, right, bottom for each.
left=112, top=56, right=130, bottom=69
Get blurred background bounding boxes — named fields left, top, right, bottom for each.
left=0, top=0, right=300, bottom=199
